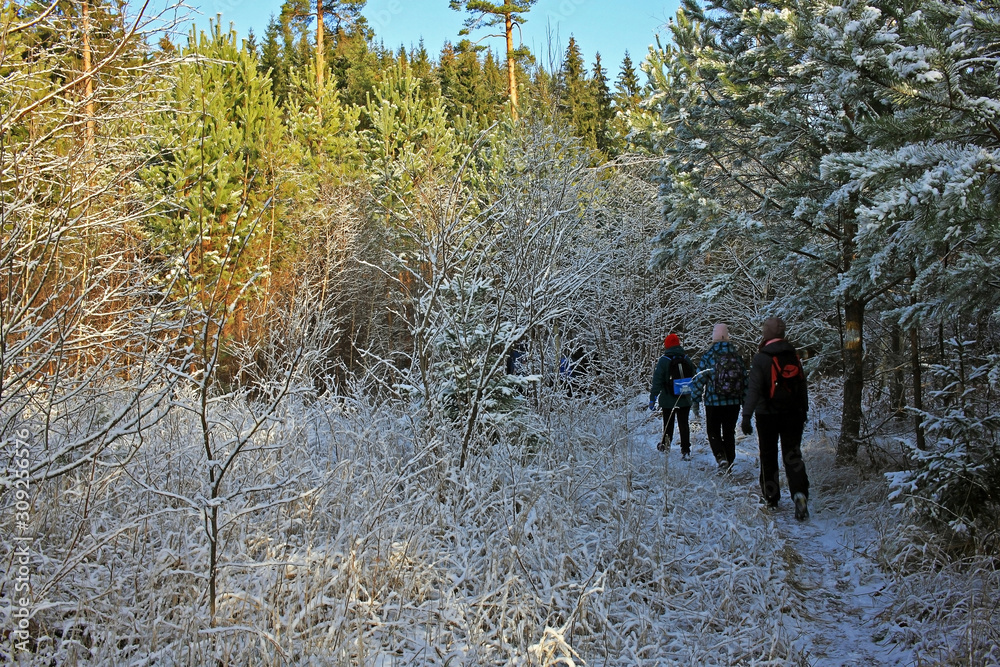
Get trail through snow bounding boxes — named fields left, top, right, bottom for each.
left=631, top=412, right=912, bottom=666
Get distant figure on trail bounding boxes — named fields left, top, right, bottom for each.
left=741, top=317, right=811, bottom=520
left=558, top=346, right=590, bottom=397
left=506, top=342, right=526, bottom=376
left=649, top=334, right=695, bottom=459
left=690, top=323, right=748, bottom=474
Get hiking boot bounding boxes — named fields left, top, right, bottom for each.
left=681, top=452, right=691, bottom=461
left=793, top=493, right=809, bottom=521
left=657, top=441, right=665, bottom=452
left=718, top=461, right=732, bottom=475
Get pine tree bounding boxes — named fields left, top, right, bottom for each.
left=361, top=63, right=462, bottom=226
left=279, top=0, right=366, bottom=90
left=449, top=0, right=536, bottom=120
left=144, top=23, right=288, bottom=341
left=284, top=63, right=363, bottom=181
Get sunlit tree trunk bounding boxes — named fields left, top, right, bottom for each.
left=316, top=0, right=325, bottom=90
left=505, top=10, right=518, bottom=120
left=82, top=1, right=96, bottom=160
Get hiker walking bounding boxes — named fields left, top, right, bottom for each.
left=690, top=323, right=748, bottom=474
left=741, top=317, right=811, bottom=520
left=649, top=333, right=695, bottom=459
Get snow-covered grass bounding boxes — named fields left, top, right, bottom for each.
left=4, top=385, right=998, bottom=665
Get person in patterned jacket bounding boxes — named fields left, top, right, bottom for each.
left=690, top=323, right=749, bottom=473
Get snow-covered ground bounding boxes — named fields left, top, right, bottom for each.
left=624, top=399, right=997, bottom=666
left=6, top=389, right=998, bottom=665
left=642, top=419, right=906, bottom=665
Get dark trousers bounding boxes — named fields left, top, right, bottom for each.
left=662, top=405, right=691, bottom=454
left=755, top=413, right=809, bottom=505
left=705, top=404, right=740, bottom=465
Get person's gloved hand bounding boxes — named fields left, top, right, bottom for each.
left=648, top=400, right=656, bottom=411
left=741, top=419, right=753, bottom=436
left=692, top=403, right=701, bottom=418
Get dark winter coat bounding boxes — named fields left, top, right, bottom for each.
left=650, top=345, right=694, bottom=410
left=690, top=341, right=748, bottom=408
left=743, top=339, right=809, bottom=419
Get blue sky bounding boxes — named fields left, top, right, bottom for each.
left=183, top=0, right=680, bottom=71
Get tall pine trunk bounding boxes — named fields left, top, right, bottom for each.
left=316, top=0, right=325, bottom=91
left=82, top=1, right=96, bottom=160
left=505, top=12, right=518, bottom=120
left=81, top=1, right=96, bottom=291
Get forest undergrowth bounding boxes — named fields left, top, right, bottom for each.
left=5, top=381, right=998, bottom=666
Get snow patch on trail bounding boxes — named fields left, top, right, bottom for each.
left=639, top=414, right=914, bottom=665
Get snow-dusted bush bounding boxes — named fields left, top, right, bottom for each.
left=887, top=352, right=1000, bottom=551
left=400, top=124, right=631, bottom=469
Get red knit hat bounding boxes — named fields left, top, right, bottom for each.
left=663, top=333, right=680, bottom=348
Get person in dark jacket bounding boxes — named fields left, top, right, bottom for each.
left=741, top=317, right=810, bottom=519
left=649, top=334, right=695, bottom=458
left=690, top=323, right=748, bottom=473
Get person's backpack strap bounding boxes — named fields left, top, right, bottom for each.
left=669, top=354, right=693, bottom=396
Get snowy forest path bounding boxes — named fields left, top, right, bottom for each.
left=628, top=409, right=907, bottom=664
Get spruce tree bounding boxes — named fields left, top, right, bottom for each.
left=260, top=16, right=290, bottom=104
left=438, top=40, right=505, bottom=127
left=614, top=51, right=641, bottom=110
left=480, top=49, right=508, bottom=120
left=523, top=63, right=557, bottom=122
left=558, top=36, right=596, bottom=150
left=590, top=53, right=615, bottom=156
left=329, top=20, right=379, bottom=108
left=244, top=28, right=258, bottom=58
left=410, top=39, right=437, bottom=97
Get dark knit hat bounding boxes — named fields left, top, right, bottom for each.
left=762, top=317, right=786, bottom=340
left=664, top=333, right=681, bottom=348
